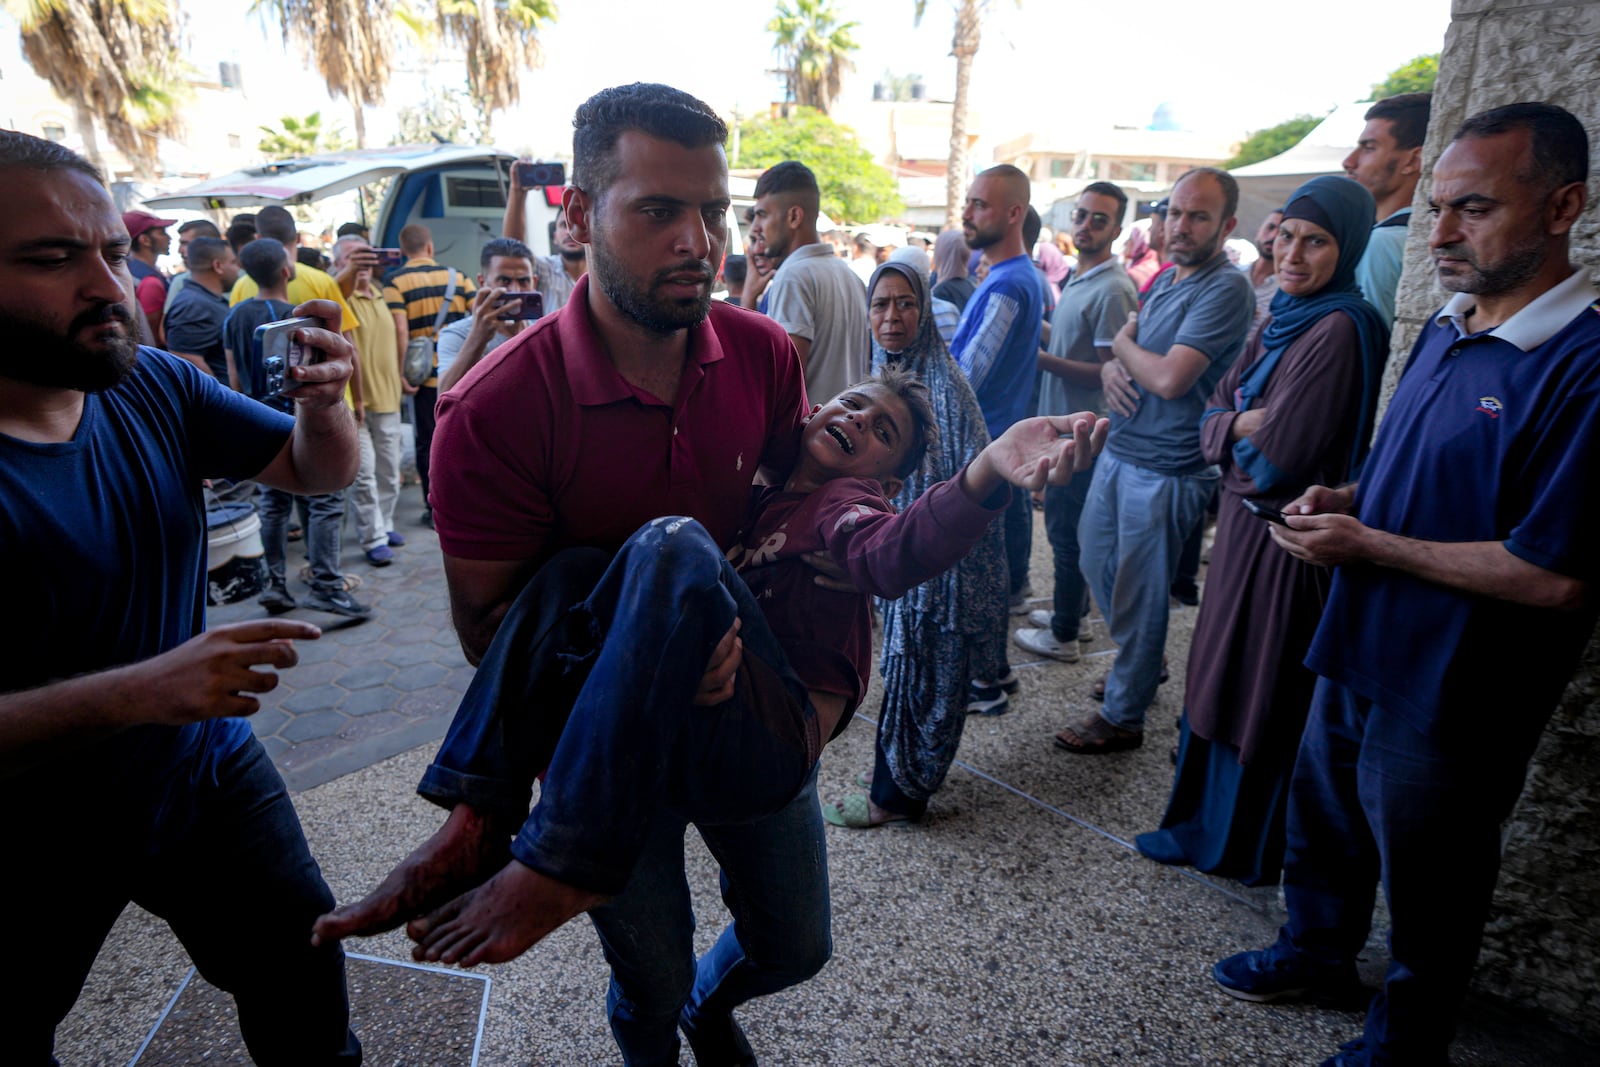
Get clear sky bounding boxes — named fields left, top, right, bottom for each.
left=113, top=0, right=1452, bottom=158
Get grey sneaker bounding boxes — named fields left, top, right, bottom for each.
left=1027, top=608, right=1053, bottom=629
left=302, top=588, right=372, bottom=618
left=1013, top=627, right=1081, bottom=663
left=258, top=582, right=297, bottom=615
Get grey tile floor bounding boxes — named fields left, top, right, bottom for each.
left=56, top=507, right=1597, bottom=1065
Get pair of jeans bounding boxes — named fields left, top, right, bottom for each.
left=1042, top=454, right=1097, bottom=640
left=5, top=732, right=359, bottom=1065
left=260, top=486, right=346, bottom=595
left=414, top=384, right=438, bottom=509
left=421, top=518, right=831, bottom=1064
left=1277, top=678, right=1548, bottom=1065
left=1077, top=452, right=1217, bottom=730
left=352, top=409, right=403, bottom=550
left=1003, top=480, right=1034, bottom=596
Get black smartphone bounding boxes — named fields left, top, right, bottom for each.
left=498, top=291, right=545, bottom=320
left=1240, top=498, right=1289, bottom=525
left=514, top=161, right=566, bottom=187
left=372, top=247, right=406, bottom=270
left=253, top=317, right=317, bottom=397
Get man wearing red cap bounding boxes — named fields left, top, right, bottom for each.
left=123, top=209, right=176, bottom=344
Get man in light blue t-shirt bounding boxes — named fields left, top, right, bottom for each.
left=1057, top=167, right=1254, bottom=754
left=1344, top=92, right=1431, bottom=327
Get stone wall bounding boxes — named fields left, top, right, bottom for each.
left=1378, top=0, right=1600, bottom=1036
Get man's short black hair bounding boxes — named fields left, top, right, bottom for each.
left=178, top=219, right=221, bottom=239
left=722, top=254, right=747, bottom=286
left=480, top=236, right=534, bottom=270
left=0, top=128, right=103, bottom=183
left=1173, top=166, right=1241, bottom=221
left=572, top=83, right=727, bottom=207
left=185, top=236, right=229, bottom=272
left=1366, top=92, right=1433, bottom=152
left=1081, top=181, right=1128, bottom=214
left=1023, top=206, right=1042, bottom=249
left=225, top=220, right=257, bottom=253
left=753, top=160, right=821, bottom=216
left=239, top=238, right=289, bottom=288
left=336, top=222, right=369, bottom=238
left=255, top=205, right=298, bottom=245
left=1454, top=101, right=1589, bottom=190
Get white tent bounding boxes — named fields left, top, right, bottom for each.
left=1229, top=102, right=1372, bottom=233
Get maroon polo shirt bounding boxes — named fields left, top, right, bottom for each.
left=431, top=275, right=808, bottom=563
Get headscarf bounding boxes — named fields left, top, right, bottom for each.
left=866, top=259, right=999, bottom=633
left=1224, top=174, right=1391, bottom=482
left=867, top=260, right=936, bottom=363
left=1037, top=241, right=1071, bottom=288
left=1123, top=226, right=1149, bottom=262
left=932, top=229, right=969, bottom=284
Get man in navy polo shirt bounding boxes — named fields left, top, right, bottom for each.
left=314, top=83, right=817, bottom=1067
left=1213, top=102, right=1600, bottom=1067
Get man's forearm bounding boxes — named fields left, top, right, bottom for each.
left=1361, top=531, right=1584, bottom=610
left=439, top=330, right=494, bottom=392
left=0, top=670, right=137, bottom=777
left=1038, top=351, right=1105, bottom=389
left=280, top=402, right=360, bottom=494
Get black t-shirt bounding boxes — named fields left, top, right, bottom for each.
left=222, top=297, right=296, bottom=410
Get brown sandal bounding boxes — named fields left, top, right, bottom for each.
left=1053, top=714, right=1144, bottom=754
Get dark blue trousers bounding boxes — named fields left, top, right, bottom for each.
left=1280, top=677, right=1549, bottom=1065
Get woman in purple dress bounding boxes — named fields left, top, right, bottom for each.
left=1134, top=176, right=1390, bottom=885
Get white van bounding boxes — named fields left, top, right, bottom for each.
left=145, top=144, right=748, bottom=278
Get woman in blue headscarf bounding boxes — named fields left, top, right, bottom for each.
left=1134, top=175, right=1390, bottom=885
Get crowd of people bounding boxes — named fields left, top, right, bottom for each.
left=3, top=79, right=1598, bottom=1067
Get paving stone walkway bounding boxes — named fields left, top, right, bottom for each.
left=209, top=480, right=470, bottom=792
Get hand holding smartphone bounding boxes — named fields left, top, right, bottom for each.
left=1240, top=498, right=1289, bottom=525
left=496, top=290, right=544, bottom=321
left=253, top=317, right=318, bottom=397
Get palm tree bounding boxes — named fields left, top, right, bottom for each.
left=3, top=0, right=188, bottom=175
left=433, top=0, right=556, bottom=139
left=767, top=0, right=859, bottom=116
left=250, top=0, right=396, bottom=148
left=912, top=0, right=1016, bottom=229
left=258, top=111, right=351, bottom=159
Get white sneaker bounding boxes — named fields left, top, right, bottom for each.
left=1028, top=609, right=1095, bottom=645
left=1012, top=627, right=1082, bottom=663
left=1027, top=608, right=1053, bottom=629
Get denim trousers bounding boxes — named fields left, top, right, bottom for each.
left=1042, top=454, right=1097, bottom=640
left=1003, top=479, right=1034, bottom=596
left=6, top=732, right=359, bottom=1065
left=352, top=409, right=403, bottom=549
left=1077, top=452, right=1217, bottom=730
left=260, top=486, right=345, bottom=594
left=414, top=384, right=438, bottom=506
left=421, top=517, right=831, bottom=1065
left=1278, top=678, right=1549, bottom=1065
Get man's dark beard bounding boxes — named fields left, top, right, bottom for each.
left=1435, top=239, right=1546, bottom=296
left=0, top=302, right=140, bottom=391
left=588, top=232, right=713, bottom=336
left=559, top=246, right=586, bottom=264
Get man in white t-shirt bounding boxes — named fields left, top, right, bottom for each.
left=749, top=160, right=869, bottom=403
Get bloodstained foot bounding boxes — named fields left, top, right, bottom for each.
left=406, top=859, right=609, bottom=967
left=311, top=803, right=509, bottom=946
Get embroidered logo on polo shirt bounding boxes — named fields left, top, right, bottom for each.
left=1476, top=396, right=1503, bottom=419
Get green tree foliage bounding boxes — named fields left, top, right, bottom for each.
left=1369, top=54, right=1439, bottom=100
left=258, top=111, right=351, bottom=158
left=1224, top=113, right=1328, bottom=170
left=768, top=0, right=860, bottom=115
left=739, top=108, right=902, bottom=224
